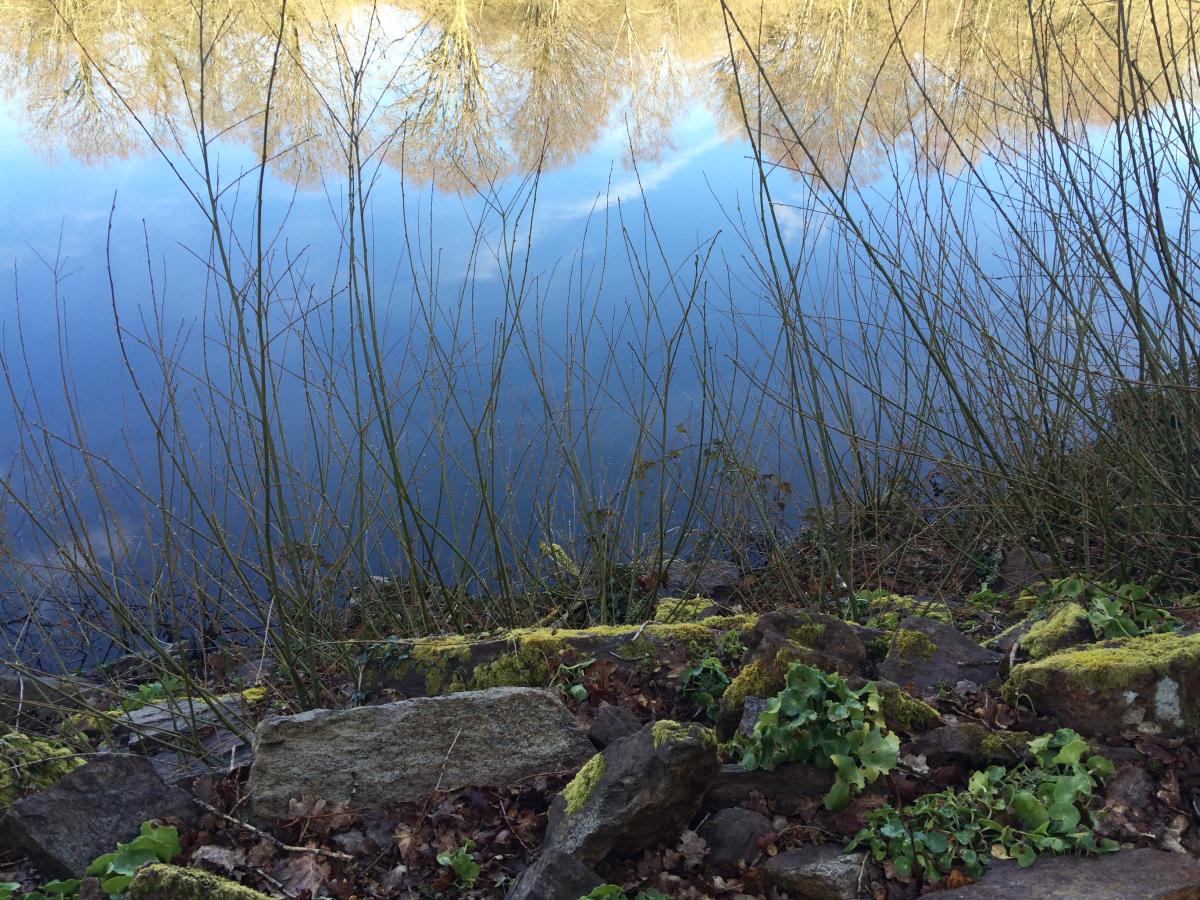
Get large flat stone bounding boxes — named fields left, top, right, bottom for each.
left=0, top=754, right=196, bottom=878
left=248, top=687, right=593, bottom=819
left=939, top=848, right=1200, bottom=898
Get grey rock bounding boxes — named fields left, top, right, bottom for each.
left=539, top=722, right=719, bottom=868
left=703, top=763, right=834, bottom=815
left=588, top=703, right=641, bottom=749
left=119, top=692, right=251, bottom=750
left=759, top=844, right=866, bottom=900
left=910, top=723, right=1029, bottom=769
left=698, top=807, right=772, bottom=868
left=506, top=849, right=602, bottom=900
left=995, top=547, right=1056, bottom=593
left=248, top=687, right=593, bottom=818
left=737, top=697, right=768, bottom=739
left=938, top=847, right=1200, bottom=899
left=664, top=558, right=740, bottom=597
left=0, top=754, right=196, bottom=878
left=879, top=616, right=1002, bottom=699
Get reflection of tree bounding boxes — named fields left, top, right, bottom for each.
left=0, top=0, right=1192, bottom=188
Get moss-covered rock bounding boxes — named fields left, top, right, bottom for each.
left=716, top=643, right=810, bottom=739
left=892, top=628, right=937, bottom=662
left=0, top=731, right=84, bottom=807
left=1021, top=602, right=1093, bottom=659
left=879, top=617, right=1002, bottom=699
left=654, top=597, right=719, bottom=623
left=562, top=753, right=606, bottom=815
left=129, top=864, right=272, bottom=899
left=1005, top=631, right=1200, bottom=737
left=360, top=616, right=759, bottom=697
left=867, top=594, right=953, bottom=629
left=877, top=682, right=941, bottom=733
left=651, top=719, right=716, bottom=751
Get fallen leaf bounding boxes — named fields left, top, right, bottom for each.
left=274, top=854, right=331, bottom=897
left=191, top=844, right=245, bottom=872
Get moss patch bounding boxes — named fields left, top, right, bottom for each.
left=654, top=597, right=716, bottom=623
left=868, top=594, right=952, bottom=628
left=1022, top=602, right=1091, bottom=659
left=650, top=719, right=717, bottom=751
left=469, top=644, right=551, bottom=690
left=891, top=628, right=937, bottom=662
left=720, top=659, right=779, bottom=722
left=1009, top=632, right=1200, bottom=694
left=979, top=729, right=1034, bottom=761
left=129, top=864, right=272, bottom=899
left=0, top=731, right=84, bottom=807
left=562, top=753, right=606, bottom=815
left=878, top=683, right=941, bottom=732
left=789, top=622, right=827, bottom=646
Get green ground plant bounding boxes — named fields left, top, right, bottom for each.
left=849, top=729, right=1117, bottom=884
left=436, top=839, right=481, bottom=888
left=18, top=822, right=181, bottom=899
left=679, top=657, right=730, bottom=721
left=738, top=661, right=899, bottom=810
left=579, top=886, right=669, bottom=900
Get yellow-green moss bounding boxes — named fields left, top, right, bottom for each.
left=867, top=594, right=953, bottom=629
left=562, top=753, right=606, bottom=815
left=654, top=597, right=716, bottom=623
left=0, top=731, right=84, bottom=807
left=408, top=636, right=474, bottom=694
left=891, top=628, right=937, bottom=662
left=1022, top=602, right=1091, bottom=659
left=650, top=719, right=717, bottom=750
left=129, top=864, right=272, bottom=899
left=878, top=683, right=941, bottom=732
left=720, top=659, right=779, bottom=720
left=1008, top=632, right=1200, bottom=697
left=469, top=645, right=551, bottom=689
left=789, top=622, right=827, bottom=646
left=239, top=686, right=268, bottom=704
left=979, top=730, right=1033, bottom=760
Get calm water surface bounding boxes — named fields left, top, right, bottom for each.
left=0, top=1, right=1191, bottom=649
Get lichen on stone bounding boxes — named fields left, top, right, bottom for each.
left=129, top=864, right=272, bottom=899
left=1021, top=601, right=1091, bottom=659
left=562, top=752, right=606, bottom=815
left=0, top=731, right=84, bottom=807
left=891, top=628, right=937, bottom=662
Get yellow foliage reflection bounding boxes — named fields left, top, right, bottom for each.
left=0, top=0, right=1194, bottom=187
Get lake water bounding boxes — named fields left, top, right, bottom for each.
left=0, top=0, right=1194, bottom=655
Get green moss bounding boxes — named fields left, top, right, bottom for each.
left=720, top=659, right=780, bottom=721
left=654, top=597, right=716, bottom=623
left=867, top=594, right=953, bottom=628
left=129, top=864, right=272, bottom=899
left=789, top=622, right=827, bottom=646
left=979, top=730, right=1034, bottom=760
left=1007, top=632, right=1200, bottom=698
left=891, top=628, right=937, bottom=662
left=469, top=645, right=551, bottom=689
left=650, top=719, right=717, bottom=750
left=1022, top=602, right=1091, bottom=659
left=562, top=753, right=606, bottom=815
left=878, top=683, right=941, bottom=732
left=0, top=731, right=84, bottom=807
